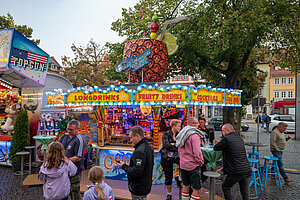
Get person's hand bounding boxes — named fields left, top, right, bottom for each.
left=287, top=136, right=292, bottom=140
left=213, top=139, right=219, bottom=144
left=116, top=160, right=124, bottom=169
left=171, top=142, right=175, bottom=145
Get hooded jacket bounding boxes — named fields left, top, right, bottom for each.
left=176, top=125, right=206, bottom=148
left=83, top=182, right=115, bottom=200
left=39, top=159, right=77, bottom=200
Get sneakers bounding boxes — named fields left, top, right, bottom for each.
left=166, top=194, right=172, bottom=200
left=285, top=179, right=293, bottom=183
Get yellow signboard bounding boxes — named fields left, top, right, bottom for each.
left=135, top=88, right=186, bottom=102
left=190, top=89, right=224, bottom=103
left=47, top=93, right=64, bottom=105
left=66, top=90, right=130, bottom=103
left=226, top=93, right=241, bottom=104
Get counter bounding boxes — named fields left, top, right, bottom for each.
left=92, top=143, right=173, bottom=185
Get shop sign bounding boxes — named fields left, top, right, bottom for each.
left=0, top=29, right=13, bottom=71
left=135, top=88, right=186, bottom=102
left=66, top=90, right=130, bottom=103
left=115, top=49, right=151, bottom=73
left=47, top=93, right=64, bottom=105
left=161, top=107, right=180, bottom=119
left=226, top=93, right=241, bottom=104
left=9, top=30, right=49, bottom=86
left=190, top=89, right=224, bottom=103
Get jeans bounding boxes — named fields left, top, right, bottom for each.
left=131, top=193, right=147, bottom=200
left=69, top=173, right=82, bottom=200
left=222, top=174, right=250, bottom=200
left=271, top=151, right=288, bottom=180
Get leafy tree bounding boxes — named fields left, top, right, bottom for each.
left=62, top=40, right=116, bottom=88
left=9, top=109, right=30, bottom=163
left=107, top=0, right=297, bottom=132
left=0, top=13, right=40, bottom=45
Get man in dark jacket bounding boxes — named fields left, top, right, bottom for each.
left=199, top=118, right=215, bottom=144
left=117, top=126, right=154, bottom=200
left=213, top=124, right=251, bottom=200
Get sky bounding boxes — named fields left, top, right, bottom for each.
left=0, top=0, right=140, bottom=65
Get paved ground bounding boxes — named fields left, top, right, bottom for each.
left=0, top=122, right=299, bottom=200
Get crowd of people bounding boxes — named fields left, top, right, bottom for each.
left=37, top=117, right=292, bottom=200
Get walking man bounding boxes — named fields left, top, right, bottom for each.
left=59, top=119, right=85, bottom=200
left=270, top=122, right=293, bottom=182
left=213, top=124, right=251, bottom=200
left=264, top=114, right=271, bottom=132
left=176, top=117, right=205, bottom=200
left=117, top=126, right=154, bottom=200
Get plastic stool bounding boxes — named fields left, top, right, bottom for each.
left=25, top=146, right=36, bottom=174
left=262, top=156, right=282, bottom=190
left=15, top=151, right=29, bottom=185
left=248, top=151, right=261, bottom=159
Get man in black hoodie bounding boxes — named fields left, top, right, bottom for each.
left=117, top=126, right=154, bottom=200
left=213, top=124, right=251, bottom=200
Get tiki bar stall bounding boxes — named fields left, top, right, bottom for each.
left=46, top=17, right=242, bottom=188
left=46, top=83, right=242, bottom=185
left=0, top=28, right=50, bottom=165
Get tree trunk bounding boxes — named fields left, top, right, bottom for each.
left=223, top=68, right=241, bottom=134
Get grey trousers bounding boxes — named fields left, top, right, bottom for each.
left=69, top=173, right=81, bottom=200
left=131, top=193, right=147, bottom=200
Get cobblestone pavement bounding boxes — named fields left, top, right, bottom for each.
left=0, top=123, right=299, bottom=200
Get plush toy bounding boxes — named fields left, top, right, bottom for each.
left=1, top=103, right=21, bottom=133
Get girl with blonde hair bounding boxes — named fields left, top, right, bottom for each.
left=39, top=142, right=77, bottom=200
left=83, top=166, right=114, bottom=200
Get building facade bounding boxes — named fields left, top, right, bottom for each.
left=269, top=65, right=296, bottom=114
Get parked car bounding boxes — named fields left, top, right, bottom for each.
left=207, top=116, right=249, bottom=132
left=268, top=115, right=295, bottom=133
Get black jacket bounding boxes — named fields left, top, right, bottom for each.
left=160, top=130, right=178, bottom=159
left=122, top=137, right=154, bottom=196
left=199, top=126, right=215, bottom=144
left=214, top=132, right=251, bottom=176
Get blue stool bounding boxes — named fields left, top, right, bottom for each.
left=248, top=151, right=261, bottom=159
left=262, top=156, right=282, bottom=190
left=248, top=159, right=263, bottom=195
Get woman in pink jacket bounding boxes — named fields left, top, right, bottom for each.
left=39, top=142, right=77, bottom=200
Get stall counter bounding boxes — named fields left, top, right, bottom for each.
left=92, top=144, right=169, bottom=185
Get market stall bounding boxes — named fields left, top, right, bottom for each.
left=46, top=83, right=242, bottom=184
left=0, top=28, right=50, bottom=165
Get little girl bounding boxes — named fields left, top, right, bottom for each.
left=39, top=142, right=77, bottom=200
left=83, top=166, right=114, bottom=200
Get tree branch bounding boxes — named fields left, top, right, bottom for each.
left=167, top=0, right=185, bottom=19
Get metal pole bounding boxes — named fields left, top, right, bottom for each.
left=296, top=72, right=300, bottom=140
left=257, top=80, right=260, bottom=152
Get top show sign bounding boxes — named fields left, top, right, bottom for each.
left=0, top=28, right=49, bottom=86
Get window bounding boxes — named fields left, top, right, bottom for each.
left=184, top=75, right=188, bottom=81
left=281, top=91, right=286, bottom=98
left=288, top=77, right=294, bottom=84
left=274, top=91, right=280, bottom=98
left=281, top=78, right=286, bottom=85
left=274, top=78, right=280, bottom=85
left=172, top=75, right=177, bottom=81
left=178, top=75, right=182, bottom=80
left=288, top=91, right=293, bottom=98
